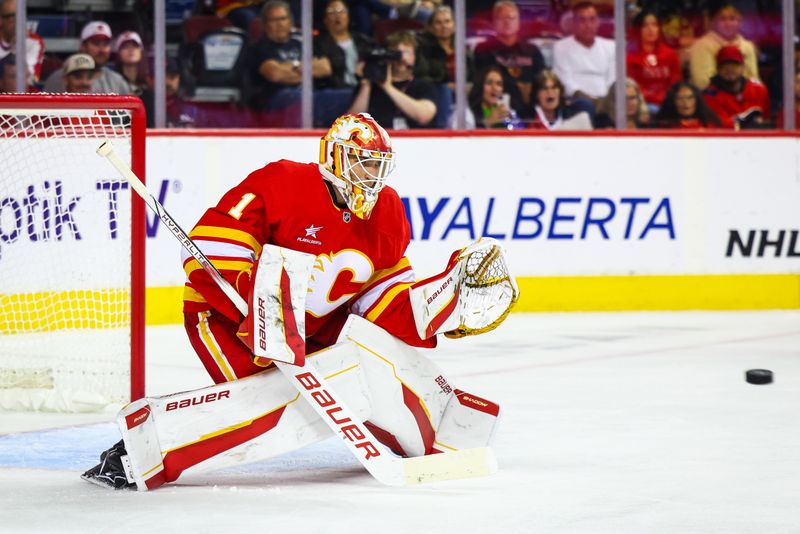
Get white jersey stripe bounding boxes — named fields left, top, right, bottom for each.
left=351, top=269, right=416, bottom=317
left=181, top=240, right=256, bottom=264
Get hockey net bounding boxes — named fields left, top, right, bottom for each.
left=0, top=94, right=145, bottom=412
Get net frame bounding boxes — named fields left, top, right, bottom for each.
left=0, top=93, right=146, bottom=405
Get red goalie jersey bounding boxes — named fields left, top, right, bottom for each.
left=183, top=158, right=434, bottom=381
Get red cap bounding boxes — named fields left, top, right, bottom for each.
left=716, top=45, right=744, bottom=65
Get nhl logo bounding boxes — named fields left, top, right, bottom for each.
left=343, top=211, right=351, bottom=223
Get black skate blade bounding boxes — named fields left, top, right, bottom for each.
left=80, top=470, right=135, bottom=490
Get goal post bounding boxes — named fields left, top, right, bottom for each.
left=0, top=94, right=145, bottom=412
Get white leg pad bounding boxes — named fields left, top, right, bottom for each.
left=117, top=342, right=371, bottom=490
left=435, top=389, right=501, bottom=452
left=337, top=315, right=501, bottom=457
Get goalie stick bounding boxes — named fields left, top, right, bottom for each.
left=96, top=140, right=497, bottom=487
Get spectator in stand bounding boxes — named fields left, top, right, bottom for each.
left=0, top=53, right=15, bottom=92
left=416, top=5, right=456, bottom=87
left=626, top=10, right=682, bottom=112
left=0, top=0, right=44, bottom=87
left=349, top=0, right=438, bottom=36
left=348, top=30, right=437, bottom=129
left=44, top=21, right=131, bottom=94
left=552, top=1, right=615, bottom=103
left=314, top=0, right=373, bottom=90
left=62, top=53, right=95, bottom=94
left=142, top=57, right=206, bottom=128
left=112, top=31, right=147, bottom=95
left=527, top=69, right=592, bottom=131
left=703, top=45, right=769, bottom=130
left=655, top=80, right=721, bottom=129
left=777, top=68, right=800, bottom=130
left=595, top=78, right=650, bottom=129
left=313, top=0, right=374, bottom=126
left=688, top=3, right=758, bottom=91
left=473, top=1, right=545, bottom=106
left=461, top=65, right=524, bottom=129
left=249, top=0, right=331, bottom=125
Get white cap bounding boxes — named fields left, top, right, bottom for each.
left=80, top=21, right=113, bottom=42
left=63, top=53, right=96, bottom=75
left=113, top=31, right=143, bottom=53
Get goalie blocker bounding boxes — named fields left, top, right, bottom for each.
left=117, top=315, right=500, bottom=490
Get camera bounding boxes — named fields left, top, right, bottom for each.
left=363, top=47, right=403, bottom=84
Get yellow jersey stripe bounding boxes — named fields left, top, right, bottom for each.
left=367, top=257, right=412, bottom=286
left=197, top=311, right=235, bottom=381
left=365, top=282, right=413, bottom=322
left=189, top=225, right=262, bottom=255
left=184, top=259, right=253, bottom=277
left=183, top=286, right=207, bottom=303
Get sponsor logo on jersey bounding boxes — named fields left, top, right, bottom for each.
left=297, top=223, right=323, bottom=245
left=305, top=224, right=322, bottom=238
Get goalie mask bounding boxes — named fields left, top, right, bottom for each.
left=319, top=113, right=395, bottom=219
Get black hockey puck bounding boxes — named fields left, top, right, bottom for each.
left=745, top=369, right=773, bottom=385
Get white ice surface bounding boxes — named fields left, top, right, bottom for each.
left=1, top=311, right=799, bottom=533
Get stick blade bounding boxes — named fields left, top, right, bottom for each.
left=401, top=447, right=497, bottom=485
left=97, top=140, right=113, bottom=157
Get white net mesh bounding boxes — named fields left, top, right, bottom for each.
left=0, top=105, right=134, bottom=412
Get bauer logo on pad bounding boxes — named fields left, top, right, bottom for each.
left=124, top=406, right=151, bottom=429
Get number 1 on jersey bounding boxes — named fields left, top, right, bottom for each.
left=228, top=193, right=256, bottom=220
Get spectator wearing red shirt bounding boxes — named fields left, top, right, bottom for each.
left=703, top=45, right=770, bottom=130
left=626, top=10, right=681, bottom=111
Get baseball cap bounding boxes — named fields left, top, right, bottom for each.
left=113, top=31, right=143, bottom=53
left=64, top=53, right=96, bottom=75
left=716, top=45, right=744, bottom=65
left=80, top=21, right=113, bottom=42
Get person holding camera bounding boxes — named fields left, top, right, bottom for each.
left=348, top=30, right=437, bottom=130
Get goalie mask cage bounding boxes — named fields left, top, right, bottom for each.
left=0, top=94, right=145, bottom=412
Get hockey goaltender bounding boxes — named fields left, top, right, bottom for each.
left=83, top=113, right=518, bottom=489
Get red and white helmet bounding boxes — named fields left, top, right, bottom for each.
left=319, top=113, right=395, bottom=219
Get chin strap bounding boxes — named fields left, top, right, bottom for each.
left=319, top=164, right=369, bottom=218
left=318, top=164, right=346, bottom=190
